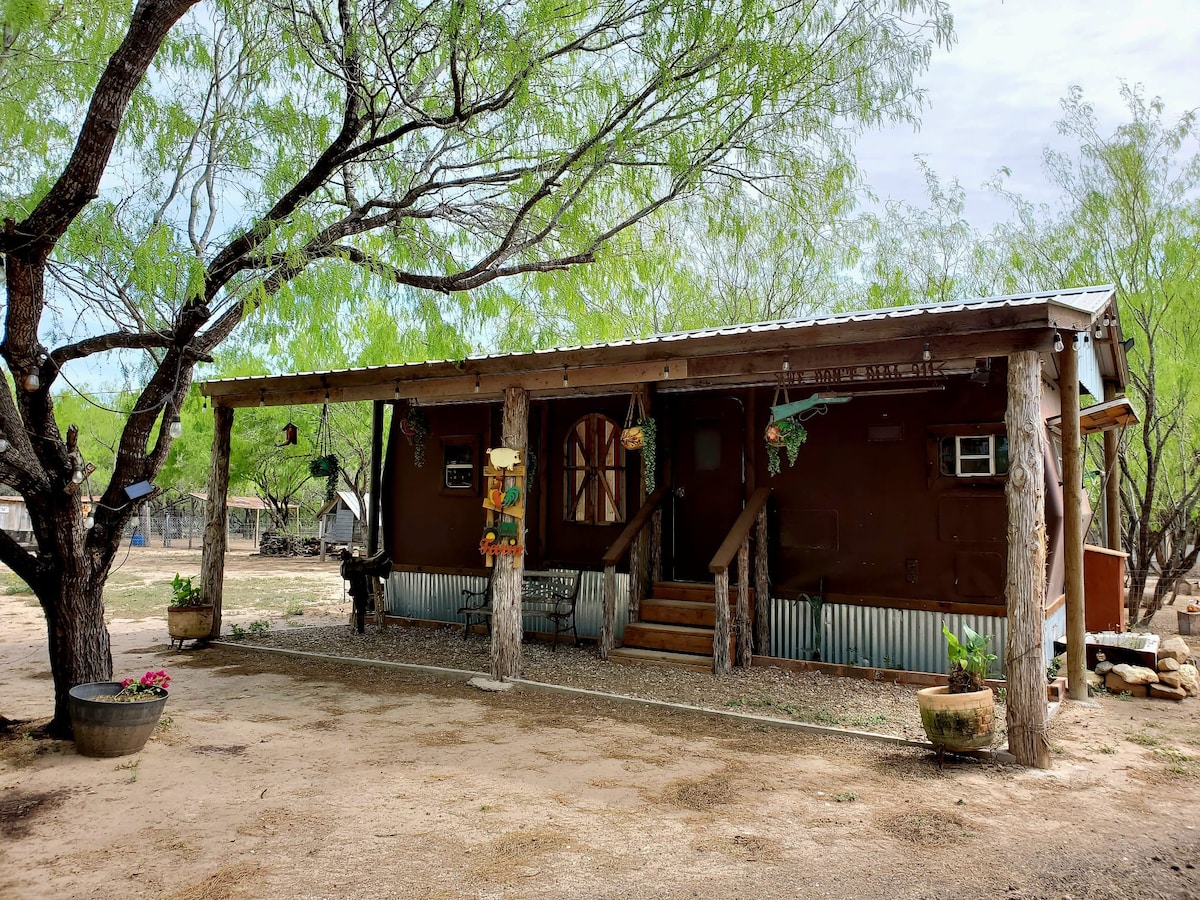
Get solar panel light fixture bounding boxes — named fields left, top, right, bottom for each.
left=124, top=480, right=156, bottom=502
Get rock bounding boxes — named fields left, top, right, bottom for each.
left=1053, top=653, right=1067, bottom=672
left=1177, top=581, right=1195, bottom=597
left=1159, top=636, right=1191, bottom=664
left=1149, top=683, right=1187, bottom=701
left=1086, top=671, right=1105, bottom=689
left=467, top=676, right=514, bottom=693
left=1178, top=664, right=1200, bottom=696
left=1158, top=657, right=1180, bottom=673
left=1105, top=672, right=1149, bottom=697
left=1112, top=664, right=1159, bottom=685
left=1158, top=671, right=1183, bottom=689
left=1095, top=661, right=1114, bottom=676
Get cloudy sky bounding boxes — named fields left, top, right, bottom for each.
left=855, top=0, right=1200, bottom=230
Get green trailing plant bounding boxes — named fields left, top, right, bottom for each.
left=765, top=417, right=807, bottom=476
left=170, top=574, right=204, bottom=608
left=942, top=623, right=996, bottom=693
left=400, top=407, right=430, bottom=468
left=639, top=416, right=657, bottom=493
left=308, top=453, right=339, bottom=478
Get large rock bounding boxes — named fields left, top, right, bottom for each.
left=1149, top=683, right=1187, bottom=702
left=1178, top=664, right=1200, bottom=696
left=1158, top=657, right=1181, bottom=673
left=1112, top=664, right=1159, bottom=685
left=1159, top=636, right=1191, bottom=664
left=1095, top=661, right=1115, bottom=676
left=1105, top=671, right=1149, bottom=697
left=1159, top=671, right=1183, bottom=689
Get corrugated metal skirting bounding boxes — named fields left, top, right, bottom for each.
left=770, top=598, right=1013, bottom=676
left=386, top=569, right=629, bottom=641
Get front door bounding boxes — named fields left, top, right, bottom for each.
left=669, top=394, right=746, bottom=581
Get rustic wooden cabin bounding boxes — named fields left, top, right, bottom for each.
left=198, top=286, right=1134, bottom=759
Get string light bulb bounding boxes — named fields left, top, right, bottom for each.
left=562, top=367, right=569, bottom=388
left=71, top=468, right=84, bottom=484
left=922, top=342, right=932, bottom=362
left=84, top=515, right=95, bottom=530
left=474, top=375, right=481, bottom=394
left=23, top=368, right=40, bottom=391
left=0, top=434, right=8, bottom=453
left=1053, top=332, right=1065, bottom=353
left=168, top=412, right=183, bottom=439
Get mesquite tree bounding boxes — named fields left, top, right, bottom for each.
left=0, top=0, right=950, bottom=732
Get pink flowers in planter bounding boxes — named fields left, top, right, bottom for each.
left=114, top=669, right=170, bottom=700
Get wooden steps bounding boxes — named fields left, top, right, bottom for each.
left=612, top=581, right=750, bottom=670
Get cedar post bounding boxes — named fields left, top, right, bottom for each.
left=713, top=568, right=732, bottom=675
left=753, top=506, right=770, bottom=654
left=1059, top=340, right=1087, bottom=701
left=368, top=399, right=386, bottom=630
left=1005, top=351, right=1051, bottom=768
left=491, top=387, right=528, bottom=681
left=735, top=537, right=751, bottom=667
left=1103, top=382, right=1122, bottom=552
left=601, top=564, right=617, bottom=659
left=201, top=404, right=234, bottom=639
left=650, top=508, right=663, bottom=584
left=630, top=528, right=647, bottom=624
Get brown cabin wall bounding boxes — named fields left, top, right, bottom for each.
left=756, top=375, right=1015, bottom=607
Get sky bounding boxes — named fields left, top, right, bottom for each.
left=855, top=0, right=1200, bottom=231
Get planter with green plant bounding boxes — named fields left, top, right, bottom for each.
left=166, top=573, right=212, bottom=648
left=917, top=624, right=996, bottom=752
left=765, top=417, right=807, bottom=476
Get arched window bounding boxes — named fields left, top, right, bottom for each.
left=564, top=414, right=626, bottom=525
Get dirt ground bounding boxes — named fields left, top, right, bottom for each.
left=3, top=551, right=1200, bottom=899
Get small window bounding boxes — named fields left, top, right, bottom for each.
left=940, top=435, right=1009, bottom=477
left=443, top=441, right=476, bottom=490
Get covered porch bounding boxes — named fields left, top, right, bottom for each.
left=199, top=285, right=1133, bottom=768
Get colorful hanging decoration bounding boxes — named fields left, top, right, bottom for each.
left=480, top=447, right=525, bottom=562
left=279, top=422, right=298, bottom=446
left=398, top=401, right=430, bottom=467
left=621, top=387, right=657, bottom=492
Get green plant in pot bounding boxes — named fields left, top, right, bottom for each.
left=916, top=624, right=997, bottom=753
left=764, top=417, right=807, bottom=476
left=167, top=573, right=213, bottom=649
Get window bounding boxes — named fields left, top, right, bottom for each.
left=441, top=437, right=478, bottom=492
left=940, top=434, right=1009, bottom=477
left=564, top=414, right=626, bottom=524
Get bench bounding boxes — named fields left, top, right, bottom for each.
left=458, top=569, right=583, bottom=650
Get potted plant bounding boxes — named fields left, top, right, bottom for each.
left=917, top=624, right=997, bottom=752
left=69, top=669, right=170, bottom=757
left=620, top=415, right=657, bottom=493
left=765, top=417, right=807, bottom=476
left=167, top=573, right=212, bottom=648
left=398, top=407, right=430, bottom=467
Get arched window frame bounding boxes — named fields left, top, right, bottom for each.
left=564, top=414, right=626, bottom=525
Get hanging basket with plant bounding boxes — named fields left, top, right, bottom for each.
left=398, top=403, right=430, bottom=468
left=620, top=388, right=657, bottom=492
left=765, top=417, right=807, bottom=476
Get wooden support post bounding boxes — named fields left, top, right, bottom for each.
left=650, top=507, right=663, bottom=584
left=713, top=568, right=732, bottom=675
left=601, top=564, right=617, bottom=660
left=1103, top=381, right=1122, bottom=552
left=201, top=405, right=234, bottom=639
left=491, top=387, right=528, bottom=681
left=1060, top=341, right=1087, bottom=701
left=753, top=506, right=770, bottom=655
left=1005, top=351, right=1051, bottom=769
left=368, top=399, right=384, bottom=556
left=630, top=528, right=647, bottom=624
left=735, top=537, right=751, bottom=667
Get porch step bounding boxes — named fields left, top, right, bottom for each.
left=651, top=581, right=754, bottom=603
left=609, top=646, right=715, bottom=672
left=622, top=622, right=734, bottom=657
left=641, top=598, right=718, bottom=628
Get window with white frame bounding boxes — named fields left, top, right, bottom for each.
left=939, top=434, right=1009, bottom=477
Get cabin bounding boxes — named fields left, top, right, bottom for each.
left=315, top=490, right=369, bottom=559
left=198, top=286, right=1134, bottom=711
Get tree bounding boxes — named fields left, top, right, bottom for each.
left=0, top=0, right=951, bottom=732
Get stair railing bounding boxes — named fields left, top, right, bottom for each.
left=707, top=487, right=772, bottom=674
left=599, top=484, right=670, bottom=659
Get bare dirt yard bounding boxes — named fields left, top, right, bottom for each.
left=3, top=549, right=1200, bottom=899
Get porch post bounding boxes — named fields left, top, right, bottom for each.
left=601, top=564, right=617, bottom=659
left=753, top=506, right=770, bottom=655
left=367, top=399, right=384, bottom=555
left=1060, top=340, right=1087, bottom=701
left=713, top=568, right=731, bottom=675
left=735, top=538, right=751, bottom=667
left=201, top=404, right=234, bottom=639
left=1005, top=351, right=1051, bottom=768
left=1103, top=382, right=1122, bottom=552
left=491, top=387, right=528, bottom=681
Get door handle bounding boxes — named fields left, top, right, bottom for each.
left=673, top=486, right=685, bottom=499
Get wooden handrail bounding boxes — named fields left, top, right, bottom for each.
left=601, top=484, right=670, bottom=567
left=708, top=487, right=771, bottom=574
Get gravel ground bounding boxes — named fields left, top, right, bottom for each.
left=224, top=622, right=981, bottom=744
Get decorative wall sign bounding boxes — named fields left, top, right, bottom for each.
left=778, top=360, right=947, bottom=386
left=480, top=447, right=526, bottom=563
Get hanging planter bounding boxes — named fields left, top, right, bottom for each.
left=621, top=388, right=657, bottom=493
left=765, top=417, right=807, bottom=476
left=398, top=404, right=430, bottom=468
left=308, top=454, right=339, bottom=478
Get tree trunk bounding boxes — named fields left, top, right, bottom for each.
left=491, top=387, right=528, bottom=681
left=201, top=405, right=233, bottom=639
left=753, top=506, right=770, bottom=655
left=735, top=538, right=751, bottom=667
left=1004, top=350, right=1051, bottom=769
left=1059, top=341, right=1087, bottom=701
left=713, top=568, right=731, bottom=675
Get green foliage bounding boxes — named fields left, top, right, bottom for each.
left=638, top=416, right=657, bottom=494
left=169, top=573, right=203, bottom=608
left=941, top=623, right=995, bottom=692
left=765, top=418, right=808, bottom=476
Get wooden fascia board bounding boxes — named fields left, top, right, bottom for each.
left=201, top=317, right=1056, bottom=408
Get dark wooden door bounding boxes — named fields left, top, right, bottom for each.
left=669, top=395, right=745, bottom=581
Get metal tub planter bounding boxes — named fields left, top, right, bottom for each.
left=68, top=682, right=169, bottom=758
